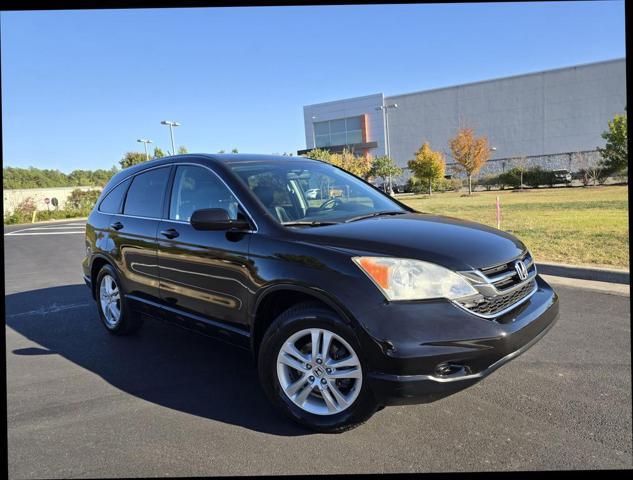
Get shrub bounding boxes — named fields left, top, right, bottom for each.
left=477, top=174, right=497, bottom=191
left=406, top=177, right=427, bottom=194
left=524, top=166, right=546, bottom=188
left=407, top=176, right=462, bottom=194
left=575, top=168, right=609, bottom=186
left=447, top=177, right=463, bottom=192
left=498, top=168, right=523, bottom=189
left=67, top=188, right=101, bottom=213
left=3, top=189, right=101, bottom=225
left=3, top=197, right=38, bottom=224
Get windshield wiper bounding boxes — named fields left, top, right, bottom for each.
left=282, top=220, right=340, bottom=227
left=344, top=210, right=407, bottom=223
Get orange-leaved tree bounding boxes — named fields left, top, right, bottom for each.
left=448, top=128, right=490, bottom=195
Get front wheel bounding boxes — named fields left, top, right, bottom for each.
left=258, top=302, right=379, bottom=433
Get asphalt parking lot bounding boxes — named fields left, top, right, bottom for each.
left=4, top=219, right=632, bottom=477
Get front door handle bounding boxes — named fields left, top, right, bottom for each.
left=160, top=228, right=180, bottom=239
left=110, top=221, right=124, bottom=231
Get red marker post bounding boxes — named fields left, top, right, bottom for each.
left=496, top=195, right=501, bottom=229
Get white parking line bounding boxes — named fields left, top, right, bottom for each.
left=5, top=224, right=86, bottom=236
left=11, top=226, right=86, bottom=230
left=5, top=231, right=85, bottom=236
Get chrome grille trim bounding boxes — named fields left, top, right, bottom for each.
left=455, top=250, right=538, bottom=319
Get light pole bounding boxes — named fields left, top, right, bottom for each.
left=136, top=138, right=153, bottom=160
left=160, top=120, right=181, bottom=155
left=375, top=103, right=398, bottom=194
left=311, top=115, right=318, bottom=148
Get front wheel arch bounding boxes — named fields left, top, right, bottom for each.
left=250, top=284, right=359, bottom=360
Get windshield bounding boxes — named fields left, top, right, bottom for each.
left=229, top=160, right=406, bottom=225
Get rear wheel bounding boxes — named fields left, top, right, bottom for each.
left=95, top=264, right=143, bottom=335
left=258, top=302, right=378, bottom=433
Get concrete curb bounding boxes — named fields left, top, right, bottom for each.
left=538, top=262, right=630, bottom=285
left=540, top=275, right=630, bottom=296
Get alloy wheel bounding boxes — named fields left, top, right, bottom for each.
left=99, top=274, right=121, bottom=327
left=276, top=328, right=363, bottom=416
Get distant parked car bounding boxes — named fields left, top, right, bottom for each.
left=392, top=184, right=406, bottom=194
left=552, top=169, right=572, bottom=185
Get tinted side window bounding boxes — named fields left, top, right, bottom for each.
left=123, top=167, right=170, bottom=218
left=98, top=178, right=131, bottom=214
left=169, top=166, right=239, bottom=221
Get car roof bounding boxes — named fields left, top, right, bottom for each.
left=105, top=153, right=321, bottom=191
left=198, top=153, right=314, bottom=165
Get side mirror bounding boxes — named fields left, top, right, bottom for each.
left=190, top=208, right=250, bottom=231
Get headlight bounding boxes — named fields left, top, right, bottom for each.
left=352, top=257, right=477, bottom=301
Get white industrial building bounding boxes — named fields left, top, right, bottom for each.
left=300, top=58, right=626, bottom=176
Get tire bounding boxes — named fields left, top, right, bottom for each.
left=258, top=302, right=378, bottom=433
left=95, top=264, right=143, bottom=336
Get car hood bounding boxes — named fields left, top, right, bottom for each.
left=292, top=212, right=527, bottom=271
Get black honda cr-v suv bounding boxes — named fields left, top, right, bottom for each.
left=83, top=154, right=559, bottom=432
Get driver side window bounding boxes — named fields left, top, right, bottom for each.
left=169, top=166, right=239, bottom=222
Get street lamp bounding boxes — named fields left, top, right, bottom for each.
left=136, top=138, right=153, bottom=160
left=160, top=120, right=181, bottom=155
left=375, top=103, right=398, bottom=194
left=311, top=115, right=318, bottom=147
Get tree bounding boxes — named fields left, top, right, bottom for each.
left=330, top=148, right=373, bottom=179
left=177, top=145, right=188, bottom=154
left=303, top=148, right=332, bottom=162
left=119, top=152, right=148, bottom=169
left=407, top=142, right=445, bottom=195
left=2, top=166, right=118, bottom=189
left=370, top=156, right=403, bottom=192
left=449, top=127, right=490, bottom=194
left=153, top=147, right=166, bottom=158
left=597, top=112, right=627, bottom=177
left=231, top=148, right=239, bottom=154
left=303, top=148, right=372, bottom=179
left=515, top=156, right=529, bottom=189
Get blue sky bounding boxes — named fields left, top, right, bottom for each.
left=1, top=1, right=626, bottom=172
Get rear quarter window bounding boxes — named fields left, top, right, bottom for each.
left=98, top=178, right=131, bottom=214
left=123, top=167, right=170, bottom=218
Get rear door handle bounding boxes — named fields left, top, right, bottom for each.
left=160, top=228, right=180, bottom=239
left=110, top=221, right=124, bottom=231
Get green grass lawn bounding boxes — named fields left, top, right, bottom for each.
left=399, top=185, right=629, bottom=269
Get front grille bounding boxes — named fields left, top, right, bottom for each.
left=480, top=251, right=534, bottom=291
left=457, top=279, right=536, bottom=317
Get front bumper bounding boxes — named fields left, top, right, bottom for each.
left=363, top=275, right=559, bottom=406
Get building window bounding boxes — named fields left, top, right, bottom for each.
left=314, top=116, right=364, bottom=148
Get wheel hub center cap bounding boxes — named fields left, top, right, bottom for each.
left=312, top=365, right=325, bottom=377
